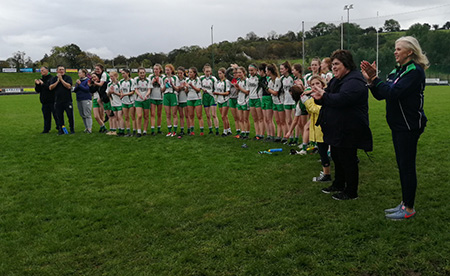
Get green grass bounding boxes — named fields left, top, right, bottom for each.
left=0, top=87, right=449, bottom=275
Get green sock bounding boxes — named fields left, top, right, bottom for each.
left=209, top=127, right=212, bottom=131
left=151, top=128, right=155, bottom=133
left=215, top=127, right=219, bottom=133
left=200, top=127, right=204, bottom=133
left=168, top=126, right=172, bottom=132
left=237, top=130, right=241, bottom=135
left=190, top=127, right=194, bottom=132
left=157, top=126, right=161, bottom=132
left=294, top=137, right=299, bottom=143
left=174, top=126, right=177, bottom=132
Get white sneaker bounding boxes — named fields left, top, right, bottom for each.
left=298, top=150, right=307, bottom=155
left=166, top=133, right=173, bottom=137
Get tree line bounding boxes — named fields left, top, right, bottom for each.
left=2, top=19, right=450, bottom=78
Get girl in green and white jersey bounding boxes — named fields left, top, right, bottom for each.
left=280, top=61, right=295, bottom=144
left=163, top=64, right=179, bottom=136
left=200, top=65, right=219, bottom=135
left=106, top=71, right=123, bottom=136
left=293, top=63, right=309, bottom=150
left=213, top=68, right=231, bottom=136
left=134, top=67, right=151, bottom=137
left=304, top=57, right=321, bottom=87
left=266, top=63, right=285, bottom=142
left=247, top=64, right=264, bottom=139
left=321, top=57, right=333, bottom=84
left=185, top=67, right=204, bottom=135
left=119, top=69, right=136, bottom=137
left=148, top=64, right=165, bottom=135
left=176, top=67, right=188, bottom=135
left=233, top=67, right=250, bottom=139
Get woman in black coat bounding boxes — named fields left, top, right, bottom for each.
left=310, top=50, right=372, bottom=200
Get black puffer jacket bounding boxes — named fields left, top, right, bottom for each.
left=316, top=70, right=373, bottom=151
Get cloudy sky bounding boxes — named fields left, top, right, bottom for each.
left=0, top=0, right=449, bottom=61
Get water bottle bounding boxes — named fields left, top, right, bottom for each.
left=62, top=125, right=69, bottom=134
left=268, top=148, right=283, bottom=152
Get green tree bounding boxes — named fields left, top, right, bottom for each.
left=384, top=19, right=401, bottom=32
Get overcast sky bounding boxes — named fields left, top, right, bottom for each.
left=1, top=0, right=449, bottom=61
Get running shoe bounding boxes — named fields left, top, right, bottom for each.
left=385, top=206, right=416, bottom=220
left=384, top=202, right=404, bottom=213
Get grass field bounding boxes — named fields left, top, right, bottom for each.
left=0, top=87, right=449, bottom=275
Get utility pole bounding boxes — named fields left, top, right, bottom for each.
left=344, top=4, right=353, bottom=49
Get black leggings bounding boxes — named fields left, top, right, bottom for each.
left=392, top=129, right=423, bottom=209
left=317, top=142, right=330, bottom=168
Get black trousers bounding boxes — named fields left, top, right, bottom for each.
left=55, top=101, right=75, bottom=133
left=331, top=146, right=359, bottom=198
left=392, top=129, right=423, bottom=209
left=41, top=102, right=57, bottom=132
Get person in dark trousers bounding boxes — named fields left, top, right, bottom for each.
left=35, top=66, right=56, bottom=133
left=312, top=50, right=373, bottom=201
left=49, top=65, right=74, bottom=135
left=361, top=36, right=428, bottom=220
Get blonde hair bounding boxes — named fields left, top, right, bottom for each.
left=310, top=75, right=326, bottom=88
left=109, top=71, right=119, bottom=79
left=396, top=36, right=429, bottom=70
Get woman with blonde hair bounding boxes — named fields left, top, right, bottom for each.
left=361, top=36, right=428, bottom=220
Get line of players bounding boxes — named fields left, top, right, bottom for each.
left=92, top=58, right=333, bottom=152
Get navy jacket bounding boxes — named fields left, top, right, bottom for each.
left=369, top=61, right=427, bottom=132
left=316, top=70, right=373, bottom=151
left=74, top=78, right=92, bottom=101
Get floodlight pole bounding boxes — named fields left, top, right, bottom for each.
left=376, top=11, right=379, bottom=74
left=344, top=4, right=353, bottom=50
left=341, top=16, right=344, bottom=50
left=302, top=21, right=305, bottom=69
left=211, top=25, right=214, bottom=72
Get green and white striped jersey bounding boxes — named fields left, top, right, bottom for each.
left=247, top=75, right=259, bottom=100
left=163, top=75, right=179, bottom=94
left=119, top=78, right=136, bottom=105
left=268, top=77, right=283, bottom=105
left=178, top=77, right=188, bottom=103
left=237, top=78, right=249, bottom=106
left=134, top=77, right=150, bottom=102
left=281, top=74, right=295, bottom=105
left=186, top=77, right=202, bottom=100
left=148, top=74, right=165, bottom=100
left=107, top=81, right=121, bottom=107
left=215, top=79, right=231, bottom=104
left=200, top=75, right=217, bottom=97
